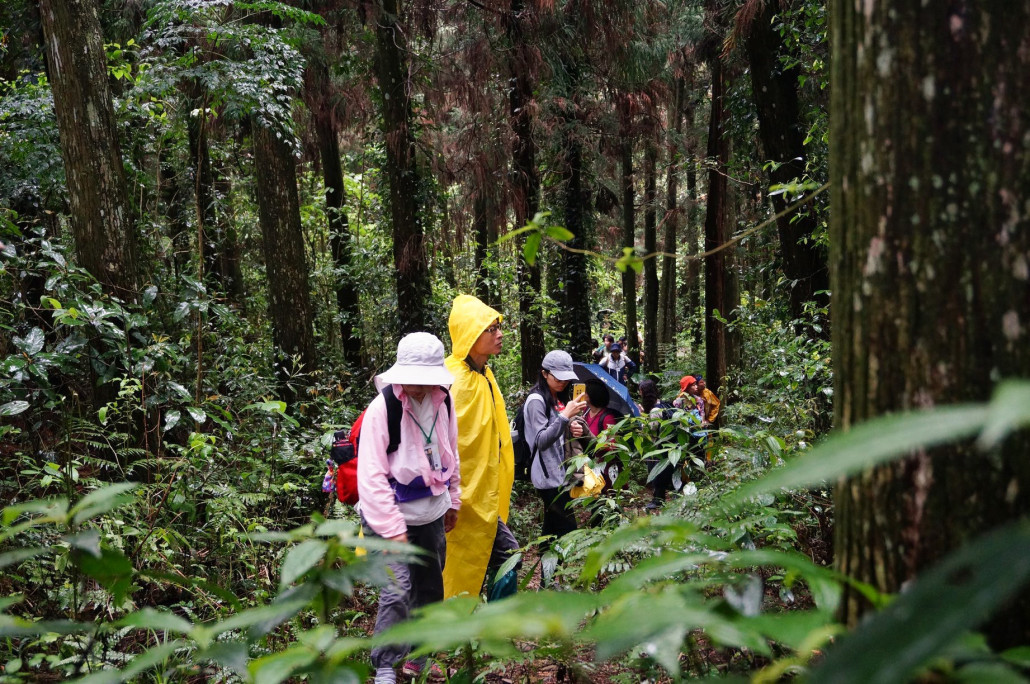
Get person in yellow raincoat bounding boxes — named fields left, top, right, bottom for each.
left=442, top=295, right=519, bottom=599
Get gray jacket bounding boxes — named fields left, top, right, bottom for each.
left=525, top=392, right=570, bottom=490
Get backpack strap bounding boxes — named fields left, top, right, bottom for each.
left=525, top=392, right=552, bottom=478
left=382, top=385, right=452, bottom=455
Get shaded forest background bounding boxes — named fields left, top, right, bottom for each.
left=1, top=0, right=1029, bottom=681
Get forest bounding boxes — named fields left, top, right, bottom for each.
left=1, top=0, right=1029, bottom=681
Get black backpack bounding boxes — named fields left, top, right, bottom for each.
left=511, top=392, right=551, bottom=481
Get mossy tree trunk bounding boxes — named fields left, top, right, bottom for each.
left=830, top=0, right=1030, bottom=647
left=252, top=122, right=317, bottom=396
left=39, top=0, right=138, bottom=302
left=704, top=57, right=731, bottom=395
left=372, top=0, right=430, bottom=334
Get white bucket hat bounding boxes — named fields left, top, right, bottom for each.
left=376, top=332, right=455, bottom=388
left=541, top=349, right=578, bottom=381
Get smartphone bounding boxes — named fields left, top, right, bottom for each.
left=572, top=383, right=586, bottom=401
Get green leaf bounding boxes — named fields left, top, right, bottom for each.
left=976, top=380, right=1030, bottom=449
left=117, top=608, right=193, bottom=635
left=164, top=410, right=180, bottom=432
left=1001, top=646, right=1030, bottom=668
left=280, top=540, right=327, bottom=589
left=187, top=407, right=207, bottom=424
left=73, top=547, right=134, bottom=604
left=0, top=401, right=29, bottom=417
left=72, top=640, right=183, bottom=684
left=524, top=232, right=542, bottom=266
left=249, top=645, right=317, bottom=684
left=810, top=521, right=1030, bottom=684
left=0, top=547, right=49, bottom=570
left=726, top=405, right=989, bottom=508
left=70, top=483, right=137, bottom=525
left=544, top=225, right=574, bottom=242
left=14, top=328, right=44, bottom=355
left=63, top=530, right=101, bottom=557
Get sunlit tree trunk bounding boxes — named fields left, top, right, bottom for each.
left=831, top=0, right=1030, bottom=647
left=506, top=0, right=545, bottom=383
left=39, top=0, right=138, bottom=301
left=252, top=122, right=317, bottom=396
left=372, top=0, right=429, bottom=334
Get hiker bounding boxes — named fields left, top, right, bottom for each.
left=357, top=333, right=461, bottom=684
left=695, top=374, right=721, bottom=425
left=525, top=350, right=587, bottom=547
left=639, top=378, right=676, bottom=509
left=592, top=334, right=614, bottom=363
left=599, top=343, right=634, bottom=385
left=582, top=379, right=623, bottom=490
left=673, top=375, right=705, bottom=425
left=442, top=295, right=520, bottom=600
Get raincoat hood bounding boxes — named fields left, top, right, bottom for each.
left=448, top=295, right=503, bottom=360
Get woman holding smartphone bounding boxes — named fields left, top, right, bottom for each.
left=525, top=350, right=587, bottom=546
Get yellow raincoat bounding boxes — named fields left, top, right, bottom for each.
left=442, top=295, right=515, bottom=598
left=701, top=388, right=721, bottom=423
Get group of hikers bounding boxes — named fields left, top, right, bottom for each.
left=349, top=294, right=716, bottom=682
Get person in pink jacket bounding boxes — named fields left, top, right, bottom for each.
left=357, top=332, right=461, bottom=684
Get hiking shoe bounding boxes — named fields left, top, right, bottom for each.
left=644, top=499, right=662, bottom=511
left=401, top=660, right=444, bottom=680
left=374, top=666, right=396, bottom=684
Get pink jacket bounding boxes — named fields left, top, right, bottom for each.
left=357, top=385, right=461, bottom=538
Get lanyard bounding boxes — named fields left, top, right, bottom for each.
left=405, top=407, right=438, bottom=446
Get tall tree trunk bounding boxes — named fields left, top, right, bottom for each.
left=642, top=142, right=660, bottom=374
left=39, top=0, right=138, bottom=301
left=308, top=60, right=362, bottom=370
left=372, top=0, right=429, bottom=334
left=831, top=0, right=1030, bottom=647
left=745, top=0, right=828, bottom=329
left=658, top=78, right=684, bottom=351
left=704, top=57, right=730, bottom=395
left=252, top=122, right=317, bottom=396
left=619, top=128, right=638, bottom=364
left=506, top=0, right=545, bottom=383
left=561, top=135, right=594, bottom=359
left=473, top=190, right=496, bottom=308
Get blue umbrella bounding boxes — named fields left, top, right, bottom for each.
left=572, top=363, right=641, bottom=417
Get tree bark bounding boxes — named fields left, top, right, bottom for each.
left=744, top=0, right=829, bottom=328
left=308, top=60, right=363, bottom=370
left=252, top=122, right=317, bottom=395
left=39, top=0, right=138, bottom=301
left=473, top=190, right=496, bottom=308
left=642, top=141, right=659, bottom=374
left=831, top=0, right=1030, bottom=647
left=619, top=127, right=638, bottom=363
left=372, top=0, right=429, bottom=334
left=561, top=132, right=594, bottom=359
left=704, top=56, right=731, bottom=395
left=658, top=78, right=684, bottom=352
left=506, top=0, right=545, bottom=383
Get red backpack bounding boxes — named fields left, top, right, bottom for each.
left=326, top=386, right=451, bottom=505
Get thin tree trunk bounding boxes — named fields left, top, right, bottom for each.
left=704, top=56, right=730, bottom=395
left=642, top=143, right=660, bottom=374
left=308, top=60, right=362, bottom=370
left=831, top=0, right=1030, bottom=648
left=659, top=78, right=684, bottom=350
left=372, top=0, right=429, bottom=334
left=620, top=128, right=638, bottom=364
left=39, top=0, right=138, bottom=301
left=473, top=191, right=494, bottom=307
left=506, top=0, right=545, bottom=383
left=252, top=121, right=318, bottom=396
left=745, top=0, right=828, bottom=329
left=561, top=133, right=594, bottom=359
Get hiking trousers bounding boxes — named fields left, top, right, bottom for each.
left=365, top=516, right=446, bottom=670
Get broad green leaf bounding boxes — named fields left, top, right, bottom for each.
left=14, top=328, right=44, bottom=355
left=63, top=529, right=101, bottom=557
left=726, top=405, right=989, bottom=507
left=164, top=410, right=180, bottom=432
left=249, top=645, right=317, bottom=684
left=0, top=546, right=49, bottom=570
left=0, top=615, right=90, bottom=637
left=187, top=407, right=207, bottom=424
left=1001, top=646, right=1030, bottom=668
left=117, top=608, right=193, bottom=634
left=280, top=539, right=327, bottom=589
left=0, top=401, right=29, bottom=417
left=544, top=225, right=574, bottom=242
left=196, top=641, right=250, bottom=677
left=244, top=401, right=287, bottom=414
left=977, top=380, right=1030, bottom=449
left=811, top=521, right=1030, bottom=684
left=524, top=232, right=541, bottom=266
left=71, top=482, right=137, bottom=524
left=72, top=640, right=183, bottom=684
